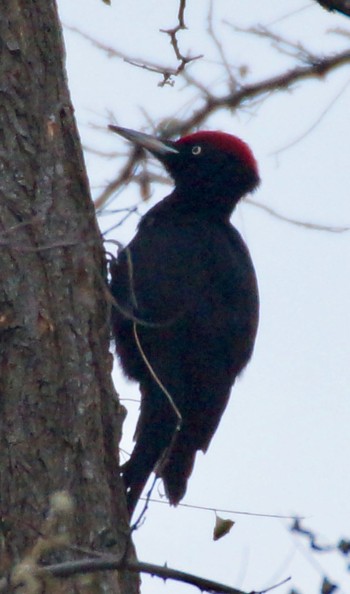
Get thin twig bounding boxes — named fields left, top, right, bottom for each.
left=94, top=146, right=141, bottom=210
left=101, top=207, right=139, bottom=236
left=105, top=283, right=177, bottom=329
left=291, top=518, right=336, bottom=552
left=267, top=4, right=312, bottom=27
left=64, top=25, right=177, bottom=77
left=208, top=1, right=237, bottom=92
left=139, top=497, right=304, bottom=520
left=132, top=323, right=183, bottom=430
left=0, top=237, right=99, bottom=252
left=66, top=11, right=202, bottom=88
left=159, top=0, right=203, bottom=83
left=245, top=198, right=350, bottom=233
left=160, top=0, right=187, bottom=62
left=286, top=519, right=349, bottom=593
left=259, top=577, right=291, bottom=594
left=227, top=22, right=315, bottom=63
left=271, top=76, right=350, bottom=155
left=124, top=247, right=138, bottom=309
left=131, top=476, right=158, bottom=531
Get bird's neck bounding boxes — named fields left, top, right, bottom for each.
left=154, top=189, right=240, bottom=223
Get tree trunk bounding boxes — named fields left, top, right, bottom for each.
left=0, top=2, right=138, bottom=592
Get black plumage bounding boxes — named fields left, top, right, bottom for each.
left=109, top=127, right=260, bottom=516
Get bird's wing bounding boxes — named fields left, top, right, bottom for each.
left=113, top=215, right=258, bottom=422
left=113, top=216, right=256, bottom=319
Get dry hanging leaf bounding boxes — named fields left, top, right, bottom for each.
left=213, top=515, right=235, bottom=541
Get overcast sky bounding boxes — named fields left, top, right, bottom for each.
left=58, top=2, right=350, bottom=593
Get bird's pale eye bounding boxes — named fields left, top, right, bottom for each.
left=191, top=145, right=202, bottom=156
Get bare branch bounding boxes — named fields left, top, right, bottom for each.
left=258, top=577, right=291, bottom=594
left=94, top=147, right=141, bottom=210
left=289, top=519, right=350, bottom=592
left=130, top=477, right=158, bottom=532
left=64, top=25, right=175, bottom=85
left=228, top=22, right=316, bottom=63
left=207, top=1, right=237, bottom=92
left=103, top=48, right=349, bottom=149
left=0, top=238, right=100, bottom=253
left=291, top=518, right=334, bottom=552
left=173, top=48, right=350, bottom=136
left=123, top=57, right=177, bottom=87
left=271, top=76, right=350, bottom=154
left=101, top=206, right=139, bottom=236
left=66, top=14, right=202, bottom=87
left=267, top=5, right=313, bottom=27
left=329, top=25, right=350, bottom=38
left=160, top=0, right=187, bottom=62
left=177, top=0, right=186, bottom=28
left=38, top=556, right=290, bottom=594
left=245, top=198, right=350, bottom=233
left=159, top=0, right=203, bottom=81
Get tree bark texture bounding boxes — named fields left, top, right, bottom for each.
left=0, top=2, right=138, bottom=592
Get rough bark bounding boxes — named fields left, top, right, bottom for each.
left=0, top=1, right=138, bottom=592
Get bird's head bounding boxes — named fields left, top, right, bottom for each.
left=109, top=126, right=260, bottom=217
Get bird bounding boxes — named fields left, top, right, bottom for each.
left=109, top=125, right=260, bottom=517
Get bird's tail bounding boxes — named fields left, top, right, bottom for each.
left=122, top=447, right=159, bottom=517
left=122, top=389, right=176, bottom=517
left=159, top=438, right=197, bottom=506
